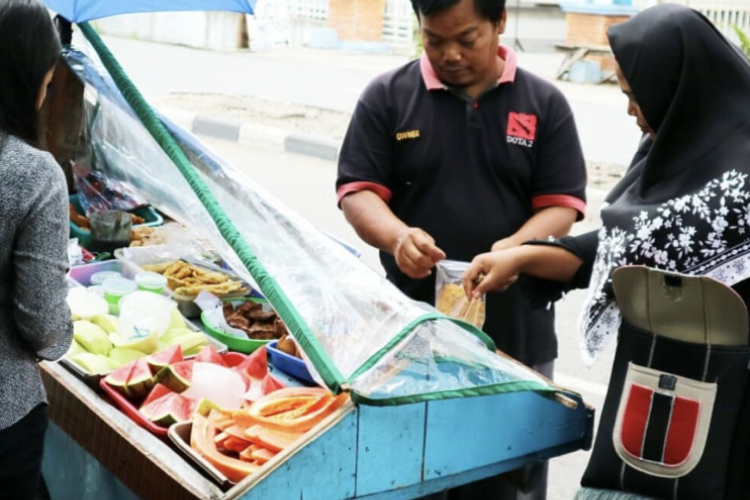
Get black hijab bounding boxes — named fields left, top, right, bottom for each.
left=580, top=4, right=750, bottom=363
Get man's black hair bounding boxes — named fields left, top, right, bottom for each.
left=0, top=0, right=61, bottom=145
left=411, top=0, right=506, bottom=24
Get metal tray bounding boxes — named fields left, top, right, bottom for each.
left=169, top=421, right=234, bottom=488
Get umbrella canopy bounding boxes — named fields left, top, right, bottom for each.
left=43, top=0, right=257, bottom=23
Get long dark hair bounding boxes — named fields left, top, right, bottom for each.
left=0, top=0, right=61, bottom=145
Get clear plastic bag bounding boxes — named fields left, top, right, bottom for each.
left=59, top=42, right=558, bottom=405
left=73, top=162, right=147, bottom=216
left=435, top=260, right=487, bottom=329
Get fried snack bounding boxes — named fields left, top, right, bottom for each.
left=436, top=283, right=486, bottom=329
left=277, top=334, right=299, bottom=358
left=131, top=214, right=146, bottom=225
left=222, top=301, right=288, bottom=341
left=143, top=260, right=247, bottom=297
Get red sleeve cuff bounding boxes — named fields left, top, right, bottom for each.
left=532, top=194, right=586, bottom=220
left=337, top=181, right=393, bottom=206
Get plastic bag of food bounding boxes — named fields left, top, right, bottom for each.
left=435, top=260, right=486, bottom=329
left=74, top=162, right=147, bottom=216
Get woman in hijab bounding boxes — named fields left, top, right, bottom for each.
left=0, top=1, right=73, bottom=498
left=463, top=3, right=750, bottom=364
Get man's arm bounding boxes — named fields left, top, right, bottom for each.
left=341, top=191, right=446, bottom=279
left=492, top=206, right=578, bottom=251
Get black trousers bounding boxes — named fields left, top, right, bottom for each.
left=0, top=404, right=49, bottom=500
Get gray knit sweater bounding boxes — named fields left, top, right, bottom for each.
left=0, top=132, right=73, bottom=430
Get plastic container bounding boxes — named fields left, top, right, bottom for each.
left=267, top=341, right=317, bottom=386
left=103, top=277, right=137, bottom=315
left=135, top=271, right=167, bottom=294
left=100, top=351, right=247, bottom=439
left=69, top=193, right=163, bottom=249
left=68, top=260, right=141, bottom=287
left=117, top=249, right=251, bottom=318
left=200, top=298, right=278, bottom=354
left=91, top=271, right=122, bottom=286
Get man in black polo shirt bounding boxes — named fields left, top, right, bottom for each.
left=337, top=0, right=586, bottom=497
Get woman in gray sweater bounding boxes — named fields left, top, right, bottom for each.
left=0, top=1, right=74, bottom=498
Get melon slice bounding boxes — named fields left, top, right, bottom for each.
left=260, top=373, right=285, bottom=395
left=141, top=393, right=195, bottom=426
left=141, top=383, right=174, bottom=408
left=146, top=345, right=184, bottom=375
left=235, top=346, right=267, bottom=380
left=125, top=358, right=155, bottom=399
left=104, top=361, right=136, bottom=397
left=194, top=345, right=227, bottom=367
left=191, top=414, right=260, bottom=483
left=155, top=360, right=194, bottom=393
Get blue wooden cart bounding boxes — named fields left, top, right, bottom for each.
left=37, top=2, right=595, bottom=499
left=40, top=361, right=592, bottom=500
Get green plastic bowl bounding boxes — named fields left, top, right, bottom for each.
left=200, top=298, right=276, bottom=354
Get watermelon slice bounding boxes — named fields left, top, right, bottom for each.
left=141, top=383, right=174, bottom=408
left=155, top=360, right=194, bottom=393
left=141, top=393, right=196, bottom=427
left=261, top=373, right=285, bottom=395
left=235, top=346, right=267, bottom=380
left=104, top=361, right=136, bottom=397
left=125, top=359, right=155, bottom=400
left=147, top=345, right=184, bottom=375
left=194, top=345, right=227, bottom=367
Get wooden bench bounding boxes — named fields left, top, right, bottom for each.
left=555, top=43, right=618, bottom=84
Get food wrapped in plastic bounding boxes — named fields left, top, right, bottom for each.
left=435, top=260, right=487, bottom=329
left=60, top=42, right=563, bottom=405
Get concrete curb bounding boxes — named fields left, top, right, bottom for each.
left=159, top=107, right=341, bottom=163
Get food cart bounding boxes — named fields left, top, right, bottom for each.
left=37, top=2, right=595, bottom=499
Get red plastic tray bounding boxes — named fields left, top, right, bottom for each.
left=100, top=352, right=248, bottom=438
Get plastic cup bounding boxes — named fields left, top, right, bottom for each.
left=135, top=272, right=167, bottom=294
left=103, top=277, right=138, bottom=315
left=90, top=271, right=122, bottom=287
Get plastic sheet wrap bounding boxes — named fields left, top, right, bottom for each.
left=62, top=41, right=561, bottom=405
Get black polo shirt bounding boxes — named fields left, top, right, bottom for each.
left=336, top=46, right=586, bottom=365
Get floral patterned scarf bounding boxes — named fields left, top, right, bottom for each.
left=581, top=5, right=750, bottom=363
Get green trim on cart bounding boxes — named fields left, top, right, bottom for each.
left=350, top=380, right=560, bottom=407
left=77, top=22, right=346, bottom=393
left=347, top=313, right=497, bottom=384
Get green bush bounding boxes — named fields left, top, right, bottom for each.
left=734, top=25, right=750, bottom=58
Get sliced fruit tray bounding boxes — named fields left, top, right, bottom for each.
left=60, top=314, right=227, bottom=391
left=99, top=345, right=284, bottom=439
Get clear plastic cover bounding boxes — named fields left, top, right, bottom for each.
left=62, top=41, right=556, bottom=404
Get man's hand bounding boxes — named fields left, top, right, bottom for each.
left=463, top=248, right=526, bottom=298
left=393, top=228, right=446, bottom=279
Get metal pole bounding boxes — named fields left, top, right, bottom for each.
left=514, top=0, right=525, bottom=52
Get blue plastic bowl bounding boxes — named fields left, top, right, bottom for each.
left=267, top=341, right=317, bottom=386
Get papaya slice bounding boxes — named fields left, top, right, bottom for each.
left=257, top=396, right=317, bottom=418
left=244, top=425, right=303, bottom=453
left=224, top=437, right=252, bottom=453
left=250, top=447, right=277, bottom=465
left=224, top=424, right=250, bottom=441
left=191, top=414, right=259, bottom=483
left=239, top=444, right=261, bottom=462
left=236, top=393, right=349, bottom=433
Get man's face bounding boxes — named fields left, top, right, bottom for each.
left=419, top=0, right=506, bottom=89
